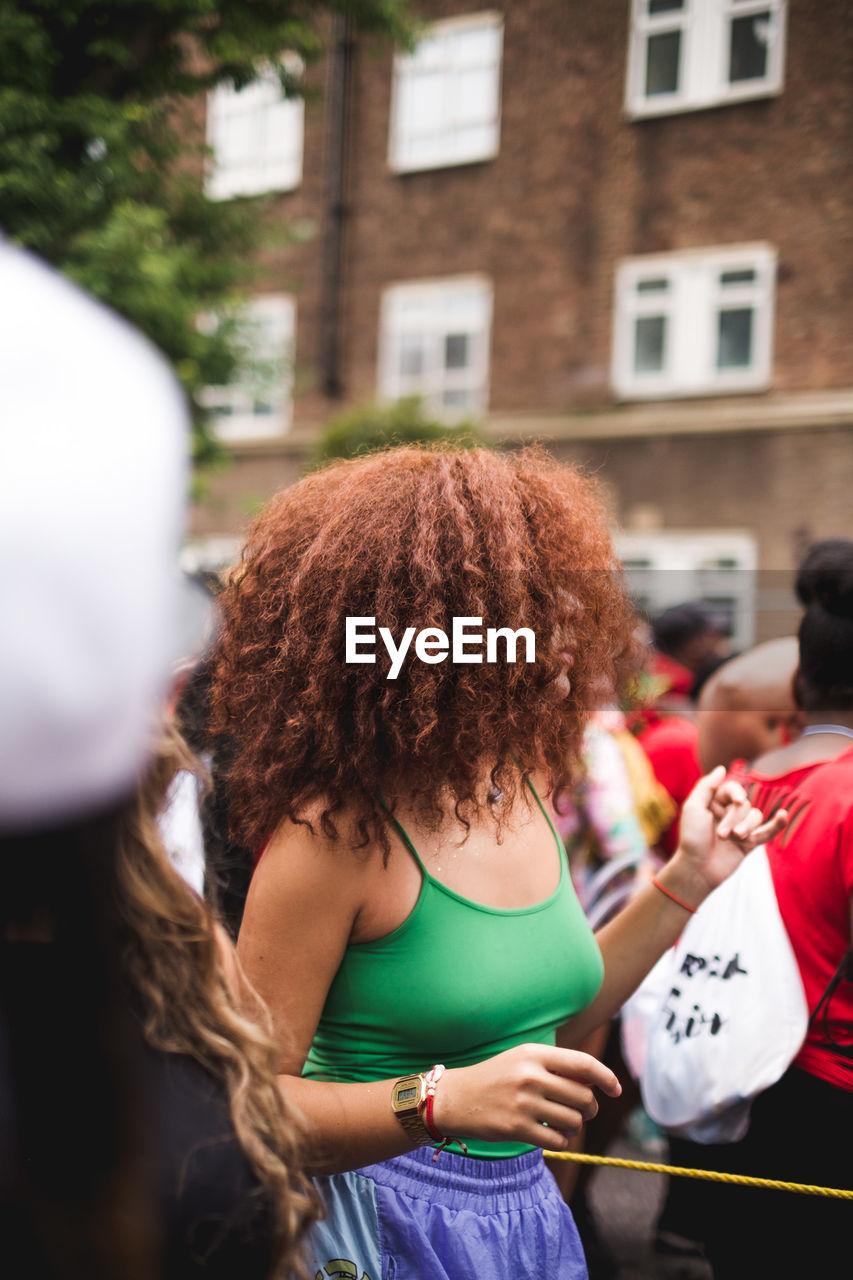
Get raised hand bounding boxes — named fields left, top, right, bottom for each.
left=433, top=1042, right=622, bottom=1152
left=676, top=765, right=788, bottom=893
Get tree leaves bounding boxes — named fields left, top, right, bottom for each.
left=0, top=0, right=413, bottom=473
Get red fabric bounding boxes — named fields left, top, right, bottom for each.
left=423, top=1090, right=444, bottom=1143
left=650, top=650, right=696, bottom=699
left=730, top=748, right=853, bottom=1092
left=637, top=716, right=702, bottom=858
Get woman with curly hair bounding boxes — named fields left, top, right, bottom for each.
left=211, top=445, right=784, bottom=1279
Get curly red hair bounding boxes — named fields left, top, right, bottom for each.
left=210, top=446, right=635, bottom=855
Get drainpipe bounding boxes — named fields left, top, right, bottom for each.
left=318, top=13, right=354, bottom=399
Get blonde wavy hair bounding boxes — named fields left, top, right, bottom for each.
left=115, top=722, right=320, bottom=1276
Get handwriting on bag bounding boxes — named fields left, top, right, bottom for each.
left=662, top=952, right=749, bottom=1044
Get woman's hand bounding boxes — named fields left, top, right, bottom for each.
left=432, top=1042, right=622, bottom=1152
left=672, top=766, right=788, bottom=900
left=554, top=769, right=789, bottom=1048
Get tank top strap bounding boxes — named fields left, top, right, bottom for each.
left=523, top=774, right=568, bottom=868
left=379, top=778, right=565, bottom=875
left=376, top=793, right=429, bottom=874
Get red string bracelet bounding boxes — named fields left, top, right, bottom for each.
left=652, top=875, right=697, bottom=914
left=419, top=1064, right=468, bottom=1160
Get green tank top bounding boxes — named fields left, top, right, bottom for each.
left=302, top=779, right=604, bottom=1158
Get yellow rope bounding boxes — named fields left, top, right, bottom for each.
left=543, top=1150, right=853, bottom=1200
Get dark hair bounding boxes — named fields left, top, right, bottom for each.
left=795, top=538, right=853, bottom=711
left=690, top=651, right=736, bottom=703
left=1, top=803, right=156, bottom=1280
left=210, top=445, right=636, bottom=856
left=652, top=601, right=721, bottom=658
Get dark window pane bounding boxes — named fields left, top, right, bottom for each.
left=444, top=333, right=470, bottom=370
left=645, top=30, right=681, bottom=96
left=637, top=277, right=670, bottom=294
left=729, top=13, right=771, bottom=83
left=717, top=308, right=754, bottom=368
left=634, top=315, right=666, bottom=373
left=720, top=268, right=757, bottom=286
left=648, top=0, right=683, bottom=12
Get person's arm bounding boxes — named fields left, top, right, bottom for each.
left=558, top=767, right=788, bottom=1048
left=237, top=816, right=621, bottom=1175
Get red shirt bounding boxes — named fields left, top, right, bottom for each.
left=649, top=650, right=695, bottom=700
left=637, top=716, right=702, bottom=858
left=730, top=749, right=853, bottom=1091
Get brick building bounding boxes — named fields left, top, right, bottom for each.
left=189, top=0, right=853, bottom=643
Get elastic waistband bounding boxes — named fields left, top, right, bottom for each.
left=356, top=1145, right=550, bottom=1212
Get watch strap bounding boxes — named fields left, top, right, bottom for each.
left=391, top=1073, right=430, bottom=1144
left=395, top=1108, right=431, bottom=1142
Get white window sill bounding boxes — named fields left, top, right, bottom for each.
left=625, top=83, right=783, bottom=121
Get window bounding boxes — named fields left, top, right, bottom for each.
left=611, top=244, right=776, bottom=399
left=378, top=276, right=493, bottom=416
left=389, top=12, right=503, bottom=173
left=201, top=295, right=296, bottom=442
left=625, top=0, right=787, bottom=118
left=180, top=536, right=242, bottom=579
left=614, top=530, right=757, bottom=650
left=206, top=66, right=303, bottom=199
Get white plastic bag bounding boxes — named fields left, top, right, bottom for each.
left=621, top=847, right=808, bottom=1144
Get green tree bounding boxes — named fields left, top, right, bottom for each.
left=0, top=1, right=414, bottom=471
left=310, top=396, right=488, bottom=469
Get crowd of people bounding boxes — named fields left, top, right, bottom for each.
left=3, top=246, right=850, bottom=1280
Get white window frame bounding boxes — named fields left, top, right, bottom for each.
left=205, top=63, right=304, bottom=199
left=388, top=11, right=504, bottom=174
left=201, top=294, right=296, bottom=442
left=614, top=529, right=757, bottom=650
left=378, top=275, right=493, bottom=418
left=611, top=243, right=776, bottom=400
left=625, top=0, right=787, bottom=119
left=180, top=536, right=242, bottom=579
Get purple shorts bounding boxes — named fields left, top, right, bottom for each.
left=308, top=1145, right=588, bottom=1279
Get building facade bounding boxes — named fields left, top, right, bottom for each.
left=189, top=0, right=853, bottom=641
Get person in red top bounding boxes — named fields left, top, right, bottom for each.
left=671, top=539, right=853, bottom=1279
left=696, top=635, right=802, bottom=773
left=632, top=602, right=729, bottom=861
left=748, top=748, right=853, bottom=1090
left=651, top=602, right=731, bottom=698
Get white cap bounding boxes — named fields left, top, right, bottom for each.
left=0, top=244, right=194, bottom=829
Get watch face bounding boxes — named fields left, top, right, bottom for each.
left=393, top=1076, right=424, bottom=1111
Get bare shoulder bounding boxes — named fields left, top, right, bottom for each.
left=237, top=801, right=388, bottom=1068
left=255, top=801, right=382, bottom=890
left=239, top=800, right=386, bottom=957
